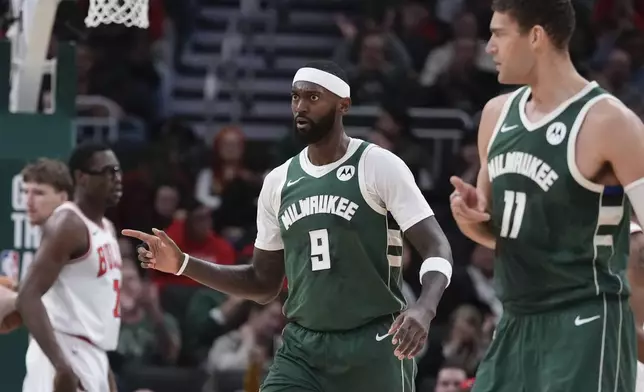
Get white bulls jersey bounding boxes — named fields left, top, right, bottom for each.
left=41, top=202, right=122, bottom=351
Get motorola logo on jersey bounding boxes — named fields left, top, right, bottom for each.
left=336, top=165, right=355, bottom=181
left=546, top=122, right=567, bottom=146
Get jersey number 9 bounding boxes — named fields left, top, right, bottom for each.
left=309, top=229, right=331, bottom=271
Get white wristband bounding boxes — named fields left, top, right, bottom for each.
left=175, top=253, right=190, bottom=276
left=419, top=257, right=452, bottom=287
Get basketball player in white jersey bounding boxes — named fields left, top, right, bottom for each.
left=17, top=143, right=123, bottom=392
left=629, top=218, right=644, bottom=392
left=0, top=159, right=71, bottom=333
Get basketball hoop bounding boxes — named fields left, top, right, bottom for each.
left=84, top=0, right=149, bottom=29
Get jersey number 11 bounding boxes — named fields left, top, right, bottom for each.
left=500, top=190, right=527, bottom=239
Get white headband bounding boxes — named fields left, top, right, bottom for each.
left=292, top=67, right=350, bottom=98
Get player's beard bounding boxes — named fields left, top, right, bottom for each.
left=293, top=107, right=336, bottom=145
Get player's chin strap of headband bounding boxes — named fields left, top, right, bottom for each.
left=292, top=67, right=351, bottom=98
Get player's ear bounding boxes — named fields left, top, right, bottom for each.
left=338, top=97, right=351, bottom=115
left=530, top=25, right=545, bottom=50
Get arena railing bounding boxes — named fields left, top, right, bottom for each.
left=74, top=95, right=146, bottom=144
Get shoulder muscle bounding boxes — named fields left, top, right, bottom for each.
left=585, top=98, right=644, bottom=186
left=40, top=210, right=89, bottom=264
left=478, top=92, right=515, bottom=160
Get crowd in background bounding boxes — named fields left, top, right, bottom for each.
left=8, top=0, right=644, bottom=391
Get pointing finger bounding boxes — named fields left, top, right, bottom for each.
left=449, top=176, right=466, bottom=191
left=121, top=229, right=155, bottom=243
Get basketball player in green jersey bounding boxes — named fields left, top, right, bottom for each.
left=449, top=0, right=644, bottom=390
left=122, top=60, right=455, bottom=391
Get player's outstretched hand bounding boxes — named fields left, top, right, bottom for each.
left=450, top=176, right=490, bottom=223
left=388, top=305, right=433, bottom=360
left=121, top=228, right=184, bottom=274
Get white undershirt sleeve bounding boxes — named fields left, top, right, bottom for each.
left=363, top=146, right=434, bottom=231
left=626, top=178, right=644, bottom=234
left=254, top=165, right=287, bottom=251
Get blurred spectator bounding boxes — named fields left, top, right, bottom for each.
left=419, top=305, right=489, bottom=381
left=205, top=301, right=284, bottom=376
left=183, top=291, right=248, bottom=365
left=422, top=38, right=499, bottom=113
left=435, top=131, right=479, bottom=199
left=156, top=117, right=202, bottom=173
left=195, top=126, right=261, bottom=241
left=373, top=100, right=433, bottom=192
left=156, top=199, right=236, bottom=287
left=393, top=1, right=444, bottom=71
left=593, top=0, right=644, bottom=31
left=419, top=12, right=495, bottom=87
left=342, top=31, right=411, bottom=105
left=594, top=48, right=644, bottom=109
left=621, top=30, right=644, bottom=91
left=82, top=29, right=161, bottom=125
left=118, top=236, right=137, bottom=261
left=368, top=129, right=395, bottom=151
left=110, top=133, right=194, bottom=232
left=434, top=362, right=468, bottom=392
left=116, top=258, right=181, bottom=367
left=436, top=245, right=501, bottom=325
left=333, top=10, right=413, bottom=74
left=151, top=183, right=182, bottom=229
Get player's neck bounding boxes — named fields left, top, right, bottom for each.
left=307, top=129, right=350, bottom=166
left=73, top=195, right=105, bottom=224
left=528, top=52, right=588, bottom=110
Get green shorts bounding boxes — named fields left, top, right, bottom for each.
left=261, top=318, right=416, bottom=392
left=473, top=295, right=636, bottom=392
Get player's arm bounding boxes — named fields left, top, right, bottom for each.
left=404, top=217, right=453, bottom=314
left=366, top=147, right=452, bottom=339
left=451, top=94, right=511, bottom=250
left=16, top=210, right=88, bottom=373
left=627, top=223, right=644, bottom=362
left=181, top=170, right=285, bottom=303
left=179, top=248, right=284, bottom=304
left=592, top=99, right=644, bottom=224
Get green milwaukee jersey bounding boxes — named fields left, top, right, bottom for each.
left=487, top=82, right=631, bottom=314
left=277, top=140, right=406, bottom=331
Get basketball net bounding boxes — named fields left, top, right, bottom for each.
left=84, top=0, right=149, bottom=28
